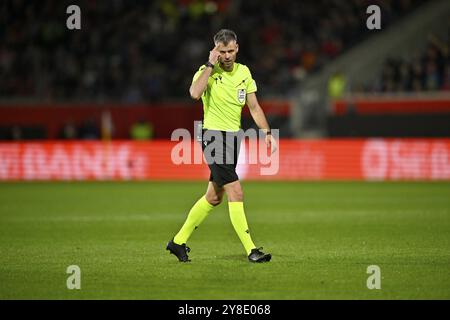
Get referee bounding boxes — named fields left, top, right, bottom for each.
left=167, top=29, right=277, bottom=263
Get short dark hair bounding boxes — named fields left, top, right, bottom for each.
left=213, top=29, right=237, bottom=45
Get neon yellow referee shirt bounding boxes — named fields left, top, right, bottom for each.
left=192, top=62, right=257, bottom=132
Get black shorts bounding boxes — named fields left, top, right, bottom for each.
left=201, top=129, right=242, bottom=188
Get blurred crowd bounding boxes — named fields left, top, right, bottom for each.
left=372, top=34, right=450, bottom=93
left=0, top=0, right=427, bottom=102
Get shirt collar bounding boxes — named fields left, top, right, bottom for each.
left=218, top=62, right=237, bottom=75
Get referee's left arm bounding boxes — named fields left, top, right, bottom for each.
left=247, top=93, right=277, bottom=154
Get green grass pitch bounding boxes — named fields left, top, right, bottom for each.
left=0, top=181, right=449, bottom=299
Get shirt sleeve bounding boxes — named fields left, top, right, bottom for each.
left=192, top=66, right=206, bottom=84
left=246, top=68, right=257, bottom=94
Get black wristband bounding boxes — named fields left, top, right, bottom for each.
left=205, top=61, right=214, bottom=69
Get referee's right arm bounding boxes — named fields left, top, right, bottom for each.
left=189, top=45, right=219, bottom=100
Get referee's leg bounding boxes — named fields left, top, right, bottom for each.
left=223, top=180, right=243, bottom=201
left=224, top=181, right=255, bottom=253
left=224, top=180, right=271, bottom=262
left=205, top=181, right=225, bottom=206
left=173, top=182, right=223, bottom=245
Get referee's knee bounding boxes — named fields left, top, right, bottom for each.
left=228, top=189, right=243, bottom=202
left=205, top=194, right=223, bottom=206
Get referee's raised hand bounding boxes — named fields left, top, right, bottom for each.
left=190, top=44, right=220, bottom=99
left=209, top=44, right=220, bottom=65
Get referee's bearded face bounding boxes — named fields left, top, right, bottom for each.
left=216, top=41, right=239, bottom=70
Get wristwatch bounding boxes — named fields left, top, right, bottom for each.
left=205, top=61, right=214, bottom=69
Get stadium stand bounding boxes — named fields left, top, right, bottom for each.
left=370, top=34, right=449, bottom=93
left=0, top=0, right=427, bottom=102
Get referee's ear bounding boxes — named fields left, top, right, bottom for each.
left=235, top=43, right=239, bottom=53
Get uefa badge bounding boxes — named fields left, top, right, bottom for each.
left=237, top=89, right=246, bottom=104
